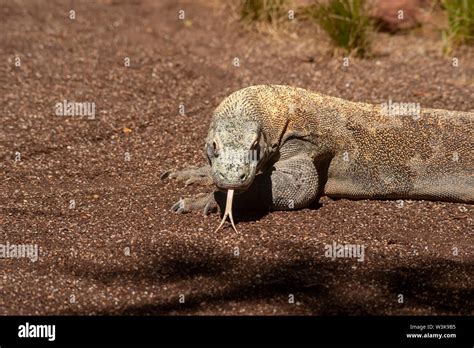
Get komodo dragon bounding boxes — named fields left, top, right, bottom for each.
left=161, top=85, right=473, bottom=232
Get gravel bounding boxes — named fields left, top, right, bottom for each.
left=0, top=0, right=472, bottom=315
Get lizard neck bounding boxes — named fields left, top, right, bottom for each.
left=252, top=85, right=349, bottom=154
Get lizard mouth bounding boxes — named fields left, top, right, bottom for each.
left=214, top=170, right=256, bottom=193
left=216, top=183, right=250, bottom=193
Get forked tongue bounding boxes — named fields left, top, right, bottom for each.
left=214, top=189, right=238, bottom=233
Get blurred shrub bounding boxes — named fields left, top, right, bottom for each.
left=306, top=0, right=374, bottom=57
left=442, top=0, right=474, bottom=52
left=240, top=0, right=292, bottom=24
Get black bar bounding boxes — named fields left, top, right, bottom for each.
left=0, top=316, right=472, bottom=346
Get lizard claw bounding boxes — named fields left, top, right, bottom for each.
left=160, top=166, right=212, bottom=186
left=203, top=200, right=216, bottom=215
left=170, top=199, right=185, bottom=213
left=184, top=178, right=196, bottom=186
left=169, top=193, right=217, bottom=215
left=160, top=170, right=172, bottom=180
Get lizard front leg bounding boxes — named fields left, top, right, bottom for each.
left=214, top=153, right=320, bottom=213
left=169, top=192, right=218, bottom=215
left=164, top=138, right=321, bottom=215
left=167, top=154, right=319, bottom=217
left=160, top=165, right=213, bottom=186
left=270, top=154, right=320, bottom=210
left=161, top=164, right=218, bottom=215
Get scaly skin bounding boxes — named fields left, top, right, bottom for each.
left=163, top=85, right=473, bottom=217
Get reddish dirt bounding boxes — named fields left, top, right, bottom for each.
left=0, top=0, right=472, bottom=315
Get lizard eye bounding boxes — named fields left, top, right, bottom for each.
left=206, top=141, right=216, bottom=161
left=250, top=140, right=258, bottom=151
left=249, top=140, right=260, bottom=162
left=209, top=140, right=219, bottom=158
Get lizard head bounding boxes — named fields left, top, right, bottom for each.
left=205, top=118, right=268, bottom=193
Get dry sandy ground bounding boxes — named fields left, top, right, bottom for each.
left=0, top=0, right=472, bottom=315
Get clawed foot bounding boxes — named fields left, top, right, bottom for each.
left=163, top=165, right=218, bottom=215
left=160, top=166, right=213, bottom=186
left=170, top=193, right=218, bottom=215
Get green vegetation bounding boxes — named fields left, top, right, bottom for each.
left=306, top=0, right=374, bottom=57
left=240, top=0, right=292, bottom=24
left=442, top=0, right=474, bottom=52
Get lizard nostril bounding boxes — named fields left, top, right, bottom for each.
left=239, top=173, right=247, bottom=181
left=218, top=172, right=225, bottom=180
